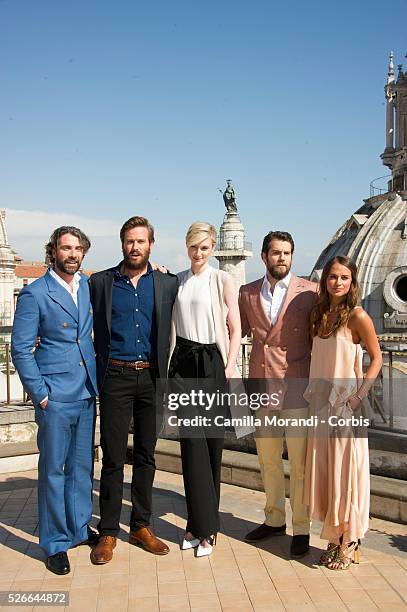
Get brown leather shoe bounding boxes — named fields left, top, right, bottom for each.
left=90, top=535, right=117, bottom=564
left=129, top=527, right=169, bottom=555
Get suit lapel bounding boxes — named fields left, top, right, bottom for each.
left=250, top=278, right=272, bottom=333
left=153, top=271, right=162, bottom=329
left=77, top=274, right=89, bottom=332
left=45, top=270, right=79, bottom=322
left=103, top=270, right=114, bottom=335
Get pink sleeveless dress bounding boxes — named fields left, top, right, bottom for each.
left=303, top=325, right=370, bottom=543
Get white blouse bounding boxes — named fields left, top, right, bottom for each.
left=174, top=266, right=216, bottom=343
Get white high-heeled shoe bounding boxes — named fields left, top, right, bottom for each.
left=196, top=535, right=217, bottom=558
left=181, top=535, right=200, bottom=550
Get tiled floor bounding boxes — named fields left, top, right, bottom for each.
left=0, top=463, right=407, bottom=611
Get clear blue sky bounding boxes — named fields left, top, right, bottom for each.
left=1, top=0, right=406, bottom=278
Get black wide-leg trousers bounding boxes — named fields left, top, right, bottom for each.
left=98, top=365, right=157, bottom=536
left=169, top=337, right=226, bottom=539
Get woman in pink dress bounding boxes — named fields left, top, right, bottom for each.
left=304, top=256, right=382, bottom=570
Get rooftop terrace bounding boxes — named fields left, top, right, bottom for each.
left=1, top=464, right=406, bottom=611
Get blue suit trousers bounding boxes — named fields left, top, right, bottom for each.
left=35, top=398, right=96, bottom=556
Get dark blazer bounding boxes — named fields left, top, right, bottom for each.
left=89, top=266, right=178, bottom=391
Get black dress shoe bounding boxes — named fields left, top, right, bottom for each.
left=244, top=523, right=286, bottom=542
left=291, top=534, right=310, bottom=558
left=45, top=552, right=70, bottom=575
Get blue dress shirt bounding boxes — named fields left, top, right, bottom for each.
left=109, top=263, right=156, bottom=362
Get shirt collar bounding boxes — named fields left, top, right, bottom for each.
left=49, top=267, right=81, bottom=290
left=263, top=271, right=291, bottom=292
left=115, top=261, right=153, bottom=279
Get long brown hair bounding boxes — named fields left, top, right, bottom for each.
left=311, top=256, right=360, bottom=338
left=45, top=226, right=91, bottom=265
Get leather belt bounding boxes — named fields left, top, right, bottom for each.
left=108, top=358, right=152, bottom=371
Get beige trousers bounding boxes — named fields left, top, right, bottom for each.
left=255, top=407, right=310, bottom=535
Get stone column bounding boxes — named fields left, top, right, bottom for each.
left=214, top=211, right=252, bottom=291
left=0, top=210, right=17, bottom=327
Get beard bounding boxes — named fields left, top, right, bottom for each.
left=123, top=248, right=150, bottom=271
left=266, top=262, right=291, bottom=281
left=54, top=256, right=81, bottom=276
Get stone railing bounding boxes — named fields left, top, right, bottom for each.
left=1, top=337, right=406, bottom=435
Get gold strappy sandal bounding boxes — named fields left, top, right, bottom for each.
left=326, top=541, right=361, bottom=570
left=319, top=543, right=339, bottom=566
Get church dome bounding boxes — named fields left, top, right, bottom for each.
left=311, top=192, right=407, bottom=335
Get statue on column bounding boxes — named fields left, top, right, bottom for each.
left=220, top=179, right=238, bottom=213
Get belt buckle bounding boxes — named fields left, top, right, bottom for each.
left=134, top=361, right=143, bottom=370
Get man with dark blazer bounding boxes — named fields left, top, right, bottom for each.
left=89, top=216, right=178, bottom=563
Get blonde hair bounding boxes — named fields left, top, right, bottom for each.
left=185, top=221, right=217, bottom=248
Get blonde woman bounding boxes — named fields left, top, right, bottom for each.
left=168, top=222, right=241, bottom=557
left=304, top=256, right=382, bottom=570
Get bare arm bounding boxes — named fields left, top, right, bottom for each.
left=347, top=308, right=382, bottom=410
left=224, top=276, right=241, bottom=378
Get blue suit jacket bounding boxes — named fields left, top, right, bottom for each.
left=11, top=270, right=98, bottom=405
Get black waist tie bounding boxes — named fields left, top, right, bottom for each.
left=172, top=336, right=221, bottom=381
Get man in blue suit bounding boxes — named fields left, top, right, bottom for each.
left=11, top=226, right=99, bottom=575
